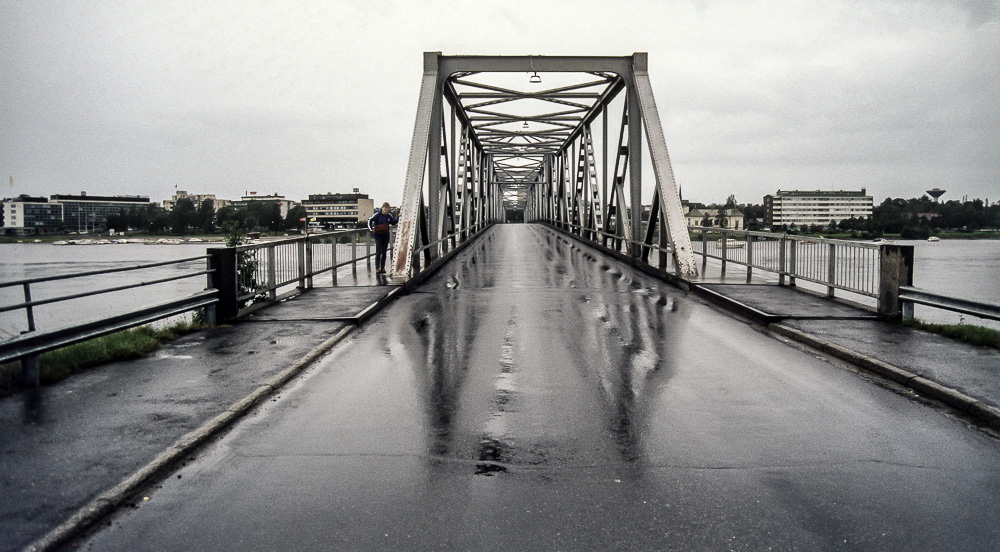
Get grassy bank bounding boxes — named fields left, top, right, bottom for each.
left=902, top=319, right=1000, bottom=350
left=0, top=321, right=205, bottom=396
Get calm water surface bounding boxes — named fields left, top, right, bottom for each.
left=1, top=237, right=998, bottom=338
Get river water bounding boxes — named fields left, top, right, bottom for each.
left=1, top=235, right=998, bottom=339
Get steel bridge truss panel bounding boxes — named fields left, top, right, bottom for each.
left=394, top=52, right=697, bottom=278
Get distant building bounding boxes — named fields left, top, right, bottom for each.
left=683, top=206, right=744, bottom=229
left=233, top=192, right=294, bottom=218
left=1, top=195, right=64, bottom=234
left=764, top=189, right=873, bottom=228
left=162, top=190, right=231, bottom=212
left=301, top=190, right=374, bottom=228
left=49, top=193, right=152, bottom=233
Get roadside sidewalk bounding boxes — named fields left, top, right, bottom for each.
left=694, top=283, right=1000, bottom=429
left=0, top=286, right=398, bottom=552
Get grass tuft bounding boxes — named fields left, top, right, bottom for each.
left=902, top=319, right=1000, bottom=350
left=0, top=320, right=205, bottom=395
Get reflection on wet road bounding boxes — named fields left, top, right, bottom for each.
left=399, top=225, right=686, bottom=475
left=82, top=224, right=1000, bottom=551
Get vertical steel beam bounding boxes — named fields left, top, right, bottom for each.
left=427, top=83, right=444, bottom=260
left=627, top=78, right=643, bottom=254
left=602, top=107, right=608, bottom=235
left=392, top=52, right=440, bottom=276
left=631, top=53, right=698, bottom=277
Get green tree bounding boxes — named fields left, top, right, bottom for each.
left=285, top=205, right=307, bottom=231
left=170, top=197, right=196, bottom=234
left=197, top=198, right=215, bottom=233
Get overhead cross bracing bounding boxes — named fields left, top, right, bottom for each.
left=392, top=53, right=699, bottom=279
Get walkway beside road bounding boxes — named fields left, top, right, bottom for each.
left=695, top=282, right=1000, bottom=424
left=1, top=223, right=999, bottom=551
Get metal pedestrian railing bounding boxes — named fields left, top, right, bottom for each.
left=556, top=221, right=913, bottom=316
left=688, top=227, right=882, bottom=298
left=0, top=256, right=218, bottom=387
left=216, top=228, right=382, bottom=318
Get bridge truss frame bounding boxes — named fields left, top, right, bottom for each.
left=392, top=52, right=698, bottom=278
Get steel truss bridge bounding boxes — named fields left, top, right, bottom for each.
left=392, top=52, right=698, bottom=278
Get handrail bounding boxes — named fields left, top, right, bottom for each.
left=0, top=290, right=219, bottom=366
left=225, top=227, right=382, bottom=315
left=0, top=270, right=214, bottom=315
left=553, top=220, right=887, bottom=301
left=0, top=255, right=210, bottom=288
left=900, top=286, right=1000, bottom=322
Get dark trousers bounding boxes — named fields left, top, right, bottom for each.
left=375, top=238, right=390, bottom=271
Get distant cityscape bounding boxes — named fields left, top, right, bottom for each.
left=3, top=186, right=993, bottom=238
left=1, top=189, right=376, bottom=235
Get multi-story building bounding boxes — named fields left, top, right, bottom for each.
left=1, top=195, right=64, bottom=234
left=763, top=189, right=873, bottom=228
left=49, top=193, right=152, bottom=233
left=233, top=192, right=294, bottom=218
left=683, top=207, right=744, bottom=229
left=301, top=190, right=374, bottom=228
left=162, top=190, right=231, bottom=212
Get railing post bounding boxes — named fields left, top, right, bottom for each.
left=208, top=247, right=238, bottom=321
left=700, top=229, right=707, bottom=274
left=267, top=245, right=277, bottom=301
left=305, top=237, right=313, bottom=289
left=827, top=243, right=837, bottom=297
left=878, top=244, right=914, bottom=319
left=788, top=239, right=798, bottom=287
left=720, top=231, right=728, bottom=278
left=297, top=239, right=306, bottom=290
left=351, top=233, right=358, bottom=278
left=331, top=238, right=338, bottom=286
left=366, top=233, right=372, bottom=271
left=902, top=299, right=915, bottom=321
left=22, top=283, right=36, bottom=332
left=778, top=235, right=787, bottom=286
left=746, top=237, right=753, bottom=283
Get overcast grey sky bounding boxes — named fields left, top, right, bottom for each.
left=2, top=0, right=998, bottom=207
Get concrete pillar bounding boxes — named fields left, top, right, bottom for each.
left=878, top=244, right=914, bottom=318
left=208, top=247, right=239, bottom=321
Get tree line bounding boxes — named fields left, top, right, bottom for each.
left=106, top=198, right=317, bottom=235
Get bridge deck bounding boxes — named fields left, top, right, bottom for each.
left=76, top=224, right=1000, bottom=551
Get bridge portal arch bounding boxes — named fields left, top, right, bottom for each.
left=392, top=52, right=698, bottom=279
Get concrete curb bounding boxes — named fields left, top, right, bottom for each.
left=23, top=325, right=362, bottom=552
left=770, top=323, right=1000, bottom=430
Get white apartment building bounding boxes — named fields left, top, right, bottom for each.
left=1, top=195, right=63, bottom=234
left=764, top=189, right=873, bottom=228
left=301, top=190, right=375, bottom=228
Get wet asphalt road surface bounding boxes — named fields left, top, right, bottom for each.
left=79, top=225, right=1000, bottom=551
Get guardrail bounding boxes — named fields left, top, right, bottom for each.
left=209, top=228, right=380, bottom=319
left=0, top=256, right=218, bottom=387
left=555, top=221, right=914, bottom=317
left=900, top=286, right=1000, bottom=323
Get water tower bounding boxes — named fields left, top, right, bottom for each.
left=926, top=188, right=945, bottom=202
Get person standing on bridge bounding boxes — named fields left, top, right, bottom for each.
left=368, top=202, right=398, bottom=274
